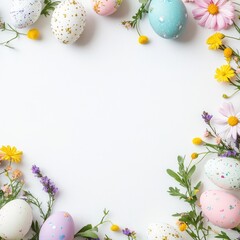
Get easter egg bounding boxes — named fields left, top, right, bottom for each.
left=51, top=0, right=86, bottom=44
left=200, top=190, right=240, bottom=229
left=148, top=0, right=187, bottom=39
left=39, top=211, right=75, bottom=240
left=205, top=157, right=240, bottom=190
left=0, top=199, right=33, bottom=240
left=148, top=223, right=184, bottom=240
left=10, top=0, right=42, bottom=29
left=91, top=0, right=122, bottom=16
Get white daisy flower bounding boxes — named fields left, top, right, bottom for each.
left=215, top=102, right=240, bottom=140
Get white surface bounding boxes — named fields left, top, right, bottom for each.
left=0, top=0, right=240, bottom=239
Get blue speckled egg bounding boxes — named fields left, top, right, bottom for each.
left=148, top=0, right=188, bottom=39
left=39, top=212, right=75, bottom=240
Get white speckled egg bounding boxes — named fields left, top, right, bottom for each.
left=205, top=157, right=240, bottom=190
left=51, top=0, right=86, bottom=44
left=10, top=0, right=42, bottom=29
left=148, top=223, right=184, bottom=240
left=91, top=0, right=122, bottom=16
left=39, top=211, right=75, bottom=240
left=200, top=190, right=240, bottom=229
left=0, top=199, right=33, bottom=240
left=148, top=0, right=187, bottom=39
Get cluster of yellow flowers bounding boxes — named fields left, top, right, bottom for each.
left=206, top=32, right=240, bottom=98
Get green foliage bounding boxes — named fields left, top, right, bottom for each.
left=41, top=0, right=60, bottom=17
left=74, top=209, right=110, bottom=239
left=166, top=156, right=233, bottom=240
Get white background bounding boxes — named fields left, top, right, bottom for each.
left=0, top=0, right=240, bottom=239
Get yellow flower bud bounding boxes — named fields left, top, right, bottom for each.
left=192, top=137, right=203, bottom=145
left=27, top=29, right=40, bottom=40
left=191, top=153, right=198, bottom=160
left=224, top=47, right=233, bottom=58
left=138, top=35, right=149, bottom=44
left=111, top=224, right=120, bottom=231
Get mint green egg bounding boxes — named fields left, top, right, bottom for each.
left=148, top=0, right=187, bottom=39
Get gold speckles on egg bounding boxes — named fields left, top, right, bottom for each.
left=51, top=0, right=86, bottom=44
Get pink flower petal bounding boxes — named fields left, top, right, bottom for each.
left=205, top=14, right=214, bottom=28
left=192, top=8, right=208, bottom=18
left=199, top=12, right=210, bottom=26
left=231, top=126, right=237, bottom=140
left=216, top=14, right=226, bottom=30
left=194, top=0, right=209, bottom=8
left=210, top=15, right=217, bottom=28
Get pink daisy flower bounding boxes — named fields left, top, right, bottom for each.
left=192, top=0, right=235, bottom=30
left=215, top=102, right=240, bottom=140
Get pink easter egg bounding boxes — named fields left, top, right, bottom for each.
left=39, top=211, right=75, bottom=240
left=92, top=0, right=122, bottom=16
left=200, top=190, right=240, bottom=229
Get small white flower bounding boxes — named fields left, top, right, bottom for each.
left=215, top=102, right=240, bottom=140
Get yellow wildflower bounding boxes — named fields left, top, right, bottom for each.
left=215, top=65, right=235, bottom=82
left=224, top=48, right=233, bottom=58
left=27, top=29, right=40, bottom=40
left=177, top=221, right=188, bottom=232
left=206, top=32, right=224, bottom=50
left=138, top=35, right=149, bottom=44
left=111, top=224, right=120, bottom=231
left=191, top=152, right=199, bottom=159
left=192, top=137, right=203, bottom=145
left=0, top=146, right=23, bottom=163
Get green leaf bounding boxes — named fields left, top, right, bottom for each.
left=78, top=230, right=99, bottom=239
left=187, top=165, right=196, bottom=178
left=166, top=169, right=182, bottom=183
left=78, top=224, right=93, bottom=233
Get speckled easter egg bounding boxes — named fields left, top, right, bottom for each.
left=200, top=190, right=240, bottom=229
left=10, top=0, right=42, bottom=29
left=205, top=157, right=240, bottom=190
left=148, top=0, right=187, bottom=39
left=51, top=0, right=86, bottom=44
left=148, top=223, right=184, bottom=240
left=0, top=199, right=33, bottom=240
left=39, top=211, right=75, bottom=240
left=91, top=0, right=122, bottom=16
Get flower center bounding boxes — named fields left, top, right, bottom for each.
left=228, top=116, right=239, bottom=126
left=208, top=4, right=219, bottom=15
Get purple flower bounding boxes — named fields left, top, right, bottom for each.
left=122, top=228, right=132, bottom=236
left=32, top=165, right=58, bottom=196
left=202, top=111, right=213, bottom=123
left=221, top=150, right=237, bottom=157
left=32, top=165, right=41, bottom=176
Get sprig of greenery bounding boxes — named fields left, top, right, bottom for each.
left=41, top=0, right=60, bottom=17
left=0, top=21, right=26, bottom=48
left=74, top=209, right=111, bottom=238
left=122, top=0, right=151, bottom=35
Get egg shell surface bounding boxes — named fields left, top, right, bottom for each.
left=51, top=0, right=86, bottom=44
left=10, top=0, right=42, bottom=29
left=200, top=190, right=240, bottom=229
left=148, top=0, right=187, bottom=39
left=39, top=211, right=75, bottom=240
left=205, top=157, right=240, bottom=190
left=0, top=199, right=33, bottom=240
left=148, top=223, right=184, bottom=240
left=91, top=0, right=122, bottom=16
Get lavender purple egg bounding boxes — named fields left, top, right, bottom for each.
left=39, top=212, right=75, bottom=240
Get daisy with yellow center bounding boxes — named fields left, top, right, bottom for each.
left=215, top=102, right=240, bottom=140
left=0, top=145, right=23, bottom=163
left=192, top=0, right=235, bottom=30
left=215, top=65, right=235, bottom=82
left=206, top=32, right=225, bottom=50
